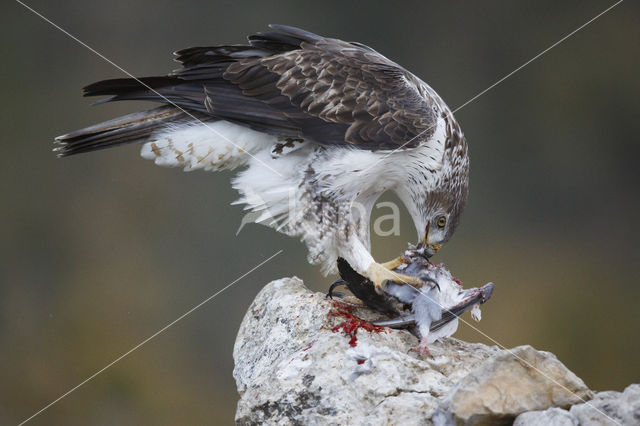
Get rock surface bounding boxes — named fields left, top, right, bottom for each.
left=513, top=407, right=579, bottom=426
left=434, top=345, right=592, bottom=425
left=233, top=277, right=624, bottom=425
left=514, top=384, right=640, bottom=426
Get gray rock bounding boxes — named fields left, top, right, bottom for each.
left=233, top=277, right=601, bottom=425
left=571, top=384, right=640, bottom=425
left=514, top=384, right=640, bottom=425
left=514, top=408, right=578, bottom=426
left=435, top=345, right=593, bottom=425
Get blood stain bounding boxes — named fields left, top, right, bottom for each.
left=329, top=308, right=386, bottom=347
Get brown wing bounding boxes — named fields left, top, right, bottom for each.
left=222, top=26, right=438, bottom=150
left=81, top=25, right=438, bottom=152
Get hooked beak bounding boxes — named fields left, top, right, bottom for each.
left=418, top=223, right=442, bottom=258
left=425, top=243, right=442, bottom=257
left=417, top=242, right=442, bottom=259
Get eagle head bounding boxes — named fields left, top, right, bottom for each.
left=413, top=185, right=468, bottom=259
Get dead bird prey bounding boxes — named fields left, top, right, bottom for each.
left=330, top=250, right=493, bottom=355
left=55, top=25, right=469, bottom=292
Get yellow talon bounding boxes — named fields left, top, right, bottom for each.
left=380, top=256, right=408, bottom=270
left=365, top=261, right=423, bottom=294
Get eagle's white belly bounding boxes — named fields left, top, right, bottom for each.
left=141, top=116, right=447, bottom=274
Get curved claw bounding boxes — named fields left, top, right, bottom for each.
left=421, top=277, right=440, bottom=292
left=326, top=279, right=348, bottom=299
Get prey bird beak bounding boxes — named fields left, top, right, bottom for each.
left=428, top=243, right=442, bottom=254
left=418, top=243, right=441, bottom=259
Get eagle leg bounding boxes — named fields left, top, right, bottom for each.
left=365, top=262, right=424, bottom=294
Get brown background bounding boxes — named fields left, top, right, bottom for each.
left=2, top=1, right=639, bottom=424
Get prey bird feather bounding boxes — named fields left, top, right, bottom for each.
left=331, top=252, right=494, bottom=356
left=55, top=25, right=469, bottom=290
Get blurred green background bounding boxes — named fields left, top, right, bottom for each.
left=2, top=0, right=639, bottom=424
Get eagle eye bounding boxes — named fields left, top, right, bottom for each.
left=437, top=216, right=447, bottom=228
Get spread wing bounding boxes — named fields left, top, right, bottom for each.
left=82, top=25, right=438, bottom=151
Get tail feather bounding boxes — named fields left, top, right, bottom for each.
left=82, top=76, right=177, bottom=97
left=54, top=106, right=197, bottom=157
left=56, top=25, right=323, bottom=157
left=82, top=76, right=208, bottom=111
